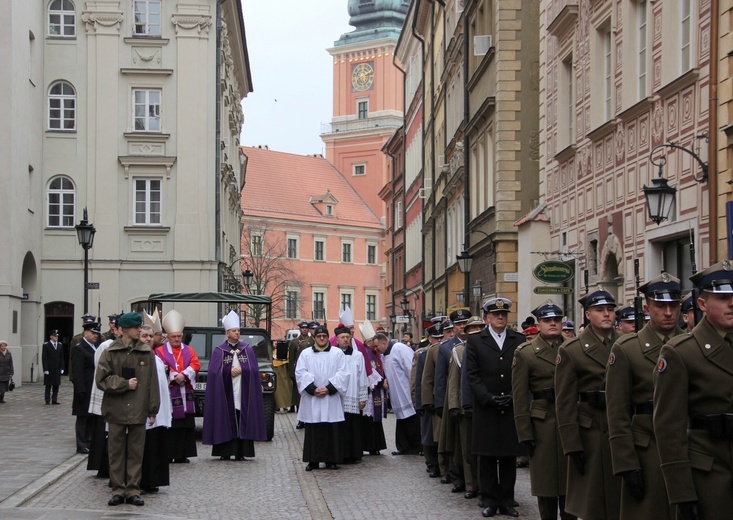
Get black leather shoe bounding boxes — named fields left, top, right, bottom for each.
left=451, top=484, right=466, bottom=493
left=305, top=462, right=318, bottom=471
left=172, top=458, right=190, bottom=463
left=45, top=401, right=50, bottom=405
left=440, top=474, right=451, bottom=484
left=512, top=500, right=519, bottom=507
left=499, top=506, right=519, bottom=517
left=391, top=450, right=406, bottom=455
left=107, top=495, right=124, bottom=506
left=141, top=486, right=158, bottom=494
left=296, top=421, right=305, bottom=429
left=428, top=468, right=440, bottom=478
left=464, top=491, right=478, bottom=499
left=234, top=456, right=245, bottom=461
left=126, top=495, right=144, bottom=506
left=481, top=505, right=498, bottom=517
left=325, top=463, right=338, bottom=470
left=369, top=450, right=381, bottom=456
left=77, top=448, right=90, bottom=454
left=52, top=401, right=60, bottom=405
left=516, top=460, right=529, bottom=468
left=219, top=456, right=230, bottom=460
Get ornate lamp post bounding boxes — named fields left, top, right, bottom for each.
left=75, top=208, right=96, bottom=314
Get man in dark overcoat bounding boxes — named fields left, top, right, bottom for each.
left=654, top=260, right=733, bottom=520
left=512, top=303, right=575, bottom=520
left=555, top=289, right=620, bottom=520
left=606, top=273, right=682, bottom=520
left=465, top=297, right=524, bottom=518
left=71, top=321, right=101, bottom=453
left=42, top=329, right=65, bottom=405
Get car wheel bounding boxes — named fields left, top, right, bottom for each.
left=263, top=393, right=275, bottom=441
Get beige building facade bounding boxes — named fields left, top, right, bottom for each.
left=2, top=0, right=251, bottom=380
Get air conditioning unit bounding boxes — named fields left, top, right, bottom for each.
left=474, top=35, right=493, bottom=56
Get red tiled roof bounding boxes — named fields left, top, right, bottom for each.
left=241, top=147, right=382, bottom=229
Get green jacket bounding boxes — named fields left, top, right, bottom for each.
left=96, top=338, right=160, bottom=425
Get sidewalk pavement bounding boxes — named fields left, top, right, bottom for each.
left=1, top=382, right=540, bottom=519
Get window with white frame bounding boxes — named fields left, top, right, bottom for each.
left=637, top=0, right=648, bottom=99
left=342, top=242, right=352, bottom=263
left=353, top=163, right=366, bottom=176
left=314, top=239, right=325, bottom=261
left=367, top=244, right=377, bottom=264
left=48, top=0, right=76, bottom=38
left=133, top=0, right=161, bottom=36
left=340, top=293, right=352, bottom=311
left=251, top=233, right=262, bottom=256
left=133, top=89, right=161, bottom=132
left=285, top=290, right=299, bottom=319
left=287, top=237, right=298, bottom=259
left=395, top=200, right=403, bottom=229
left=603, top=28, right=612, bottom=120
left=134, top=178, right=162, bottom=225
left=48, top=81, right=76, bottom=130
left=564, top=56, right=574, bottom=144
left=366, top=294, right=376, bottom=321
left=313, top=291, right=325, bottom=320
left=357, top=99, right=368, bottom=119
left=680, top=0, right=692, bottom=72
left=47, top=176, right=75, bottom=228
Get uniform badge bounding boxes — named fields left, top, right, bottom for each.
left=556, top=352, right=562, bottom=365
left=512, top=357, right=517, bottom=367
left=608, top=352, right=616, bottom=366
left=662, top=272, right=670, bottom=283
left=657, top=357, right=667, bottom=373
left=724, top=259, right=732, bottom=271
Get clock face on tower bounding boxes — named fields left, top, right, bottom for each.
left=352, top=62, right=375, bottom=92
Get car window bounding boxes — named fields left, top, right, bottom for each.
left=187, top=333, right=208, bottom=358
left=242, top=333, right=269, bottom=360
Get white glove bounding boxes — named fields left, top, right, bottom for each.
left=61, top=370, right=64, bottom=374
left=44, top=371, right=49, bottom=375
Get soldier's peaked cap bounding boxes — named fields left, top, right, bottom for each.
left=578, top=289, right=616, bottom=309
left=639, top=272, right=682, bottom=301
left=690, top=259, right=733, bottom=293
left=532, top=303, right=563, bottom=320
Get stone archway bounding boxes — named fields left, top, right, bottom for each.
left=21, top=252, right=40, bottom=382
left=599, top=233, right=623, bottom=302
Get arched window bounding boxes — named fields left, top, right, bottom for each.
left=48, top=0, right=76, bottom=38
left=48, top=81, right=76, bottom=130
left=47, top=176, right=75, bottom=228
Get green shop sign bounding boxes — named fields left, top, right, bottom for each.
left=533, top=261, right=574, bottom=284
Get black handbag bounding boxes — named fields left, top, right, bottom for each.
left=8, top=378, right=15, bottom=391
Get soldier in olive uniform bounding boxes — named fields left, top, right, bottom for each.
left=606, top=273, right=682, bottom=519
left=654, top=260, right=733, bottom=520
left=288, top=321, right=313, bottom=426
left=555, top=289, right=621, bottom=520
left=416, top=323, right=443, bottom=476
left=447, top=316, right=484, bottom=499
left=513, top=303, right=575, bottom=520
left=423, top=321, right=450, bottom=482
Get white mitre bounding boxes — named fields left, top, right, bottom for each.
left=359, top=319, right=376, bottom=341
left=339, top=305, right=354, bottom=327
left=162, top=309, right=185, bottom=334
left=221, top=310, right=241, bottom=331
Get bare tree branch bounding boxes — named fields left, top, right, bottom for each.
left=241, top=222, right=302, bottom=327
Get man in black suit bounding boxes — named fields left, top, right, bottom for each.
left=465, top=297, right=525, bottom=518
left=71, top=321, right=100, bottom=454
left=42, top=330, right=65, bottom=404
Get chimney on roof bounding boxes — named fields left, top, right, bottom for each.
left=257, top=145, right=269, bottom=150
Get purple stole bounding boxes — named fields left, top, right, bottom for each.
left=161, top=345, right=195, bottom=420
left=363, top=346, right=387, bottom=422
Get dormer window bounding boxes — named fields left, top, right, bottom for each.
left=309, top=189, right=339, bottom=217
left=326, top=205, right=333, bottom=215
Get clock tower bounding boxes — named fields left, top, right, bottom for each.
left=321, top=0, right=408, bottom=218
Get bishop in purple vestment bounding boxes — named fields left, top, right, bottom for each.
left=202, top=311, right=266, bottom=460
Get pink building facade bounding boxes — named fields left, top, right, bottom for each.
left=241, top=146, right=385, bottom=340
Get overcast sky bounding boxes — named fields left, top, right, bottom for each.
left=240, top=0, right=353, bottom=156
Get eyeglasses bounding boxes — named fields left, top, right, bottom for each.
left=315, top=333, right=328, bottom=338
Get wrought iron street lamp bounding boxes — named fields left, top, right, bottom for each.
left=242, top=269, right=254, bottom=292
left=647, top=138, right=709, bottom=225
left=75, top=208, right=96, bottom=314
left=400, top=297, right=410, bottom=317
left=456, top=250, right=473, bottom=273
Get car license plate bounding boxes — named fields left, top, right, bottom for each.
left=194, top=382, right=206, bottom=391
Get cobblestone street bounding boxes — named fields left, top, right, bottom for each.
left=1, top=383, right=539, bottom=519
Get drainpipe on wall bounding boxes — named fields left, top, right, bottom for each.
left=215, top=0, right=224, bottom=290
left=709, top=0, right=719, bottom=261
left=462, top=2, right=471, bottom=310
